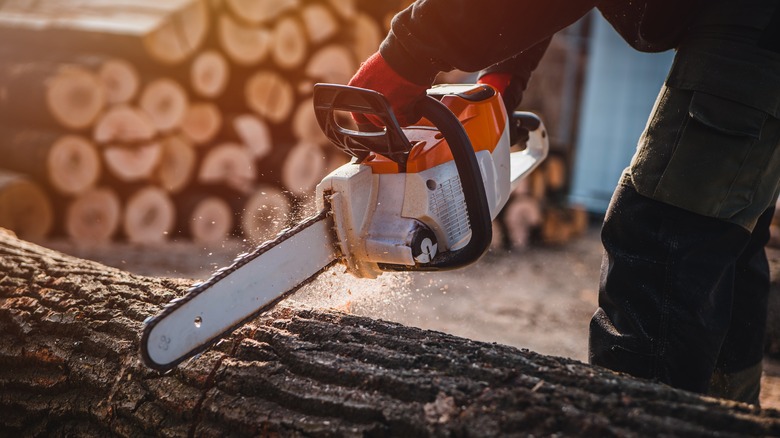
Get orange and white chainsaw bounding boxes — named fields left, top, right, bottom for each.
left=140, top=83, right=548, bottom=371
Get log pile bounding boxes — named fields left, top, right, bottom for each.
left=1, top=227, right=779, bottom=436
left=0, top=0, right=397, bottom=246
left=0, top=0, right=589, bottom=250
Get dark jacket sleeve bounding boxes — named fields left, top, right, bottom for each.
left=378, top=0, right=598, bottom=86
left=480, top=38, right=552, bottom=111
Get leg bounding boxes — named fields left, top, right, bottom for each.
left=709, top=206, right=774, bottom=405
left=589, top=180, right=751, bottom=395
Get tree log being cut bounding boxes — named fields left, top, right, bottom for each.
left=0, top=229, right=779, bottom=436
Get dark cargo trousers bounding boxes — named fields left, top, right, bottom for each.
left=588, top=0, right=780, bottom=404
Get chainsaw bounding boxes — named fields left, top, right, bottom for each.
left=140, top=83, right=548, bottom=371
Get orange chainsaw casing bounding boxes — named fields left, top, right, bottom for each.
left=362, top=85, right=507, bottom=174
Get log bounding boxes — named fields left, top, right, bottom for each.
left=503, top=195, right=543, bottom=249
left=292, top=97, right=329, bottom=144
left=122, top=186, right=176, bottom=244
left=93, top=105, right=158, bottom=145
left=0, top=130, right=101, bottom=195
left=64, top=187, right=122, bottom=244
left=0, top=172, right=52, bottom=241
left=271, top=15, right=308, bottom=70
left=180, top=102, right=223, bottom=145
left=0, top=62, right=106, bottom=130
left=154, top=135, right=198, bottom=194
left=217, top=14, right=272, bottom=66
left=0, top=0, right=209, bottom=66
left=328, top=0, right=356, bottom=19
left=174, top=189, right=234, bottom=244
left=98, top=58, right=140, bottom=105
left=239, top=184, right=292, bottom=243
left=305, top=44, right=357, bottom=85
left=351, top=12, right=383, bottom=63
left=103, top=142, right=163, bottom=183
left=301, top=3, right=339, bottom=45
left=198, top=142, right=256, bottom=193
left=224, top=113, right=273, bottom=160
left=1, top=230, right=779, bottom=436
left=138, top=78, right=190, bottom=132
left=224, top=0, right=299, bottom=25
left=190, top=50, right=230, bottom=98
left=244, top=70, right=295, bottom=124
left=281, top=141, right=328, bottom=196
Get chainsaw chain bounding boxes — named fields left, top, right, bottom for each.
left=141, top=209, right=334, bottom=370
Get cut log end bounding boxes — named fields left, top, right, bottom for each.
left=231, top=114, right=272, bottom=159
left=281, top=141, right=327, bottom=196
left=93, top=105, right=157, bottom=144
left=198, top=143, right=256, bottom=193
left=190, top=50, right=229, bottom=98
left=305, top=44, right=357, bottom=85
left=181, top=102, right=223, bottom=145
left=218, top=14, right=272, bottom=66
left=155, top=136, right=197, bottom=194
left=225, top=0, right=299, bottom=24
left=47, top=65, right=106, bottom=130
left=47, top=135, right=101, bottom=195
left=123, top=186, right=175, bottom=245
left=103, top=142, right=163, bottom=183
left=143, top=0, right=209, bottom=65
left=0, top=172, right=53, bottom=241
left=271, top=16, right=307, bottom=70
left=65, top=187, right=121, bottom=244
left=177, top=194, right=234, bottom=245
left=139, top=78, right=189, bottom=132
left=98, top=58, right=140, bottom=105
left=245, top=70, right=294, bottom=124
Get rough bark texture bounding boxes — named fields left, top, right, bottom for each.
left=1, top=228, right=779, bottom=437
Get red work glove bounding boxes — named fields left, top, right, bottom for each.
left=347, top=52, right=429, bottom=127
left=477, top=72, right=512, bottom=96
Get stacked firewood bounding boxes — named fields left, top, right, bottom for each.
left=0, top=0, right=411, bottom=246
left=0, top=0, right=589, bottom=250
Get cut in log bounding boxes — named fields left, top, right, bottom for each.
left=93, top=105, right=157, bottom=144
left=190, top=50, right=229, bottom=98
left=224, top=0, right=299, bottom=24
left=1, top=231, right=780, bottom=436
left=240, top=184, right=292, bottom=242
left=217, top=14, right=272, bottom=66
left=97, top=58, right=140, bottom=105
left=154, top=135, right=197, bottom=194
left=271, top=16, right=307, bottom=70
left=292, top=97, right=328, bottom=144
left=226, top=113, right=273, bottom=160
left=0, top=131, right=100, bottom=195
left=301, top=3, right=339, bottom=45
left=139, top=78, right=189, bottom=132
left=352, top=13, right=383, bottom=63
left=64, top=187, right=122, bottom=244
left=0, top=172, right=52, bottom=241
left=175, top=190, right=234, bottom=244
left=180, top=102, right=223, bottom=145
left=305, top=44, right=357, bottom=84
left=198, top=142, right=256, bottom=193
left=103, top=142, right=163, bottom=183
left=281, top=141, right=328, bottom=196
left=0, top=62, right=106, bottom=130
left=244, top=70, right=295, bottom=124
left=123, top=186, right=176, bottom=244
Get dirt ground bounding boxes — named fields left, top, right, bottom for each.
left=45, top=223, right=780, bottom=411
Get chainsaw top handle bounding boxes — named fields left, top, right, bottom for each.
left=313, top=83, right=492, bottom=270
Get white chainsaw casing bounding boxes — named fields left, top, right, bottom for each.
left=315, top=114, right=522, bottom=279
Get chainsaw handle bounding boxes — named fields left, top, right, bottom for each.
left=413, top=96, right=492, bottom=270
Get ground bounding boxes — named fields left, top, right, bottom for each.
left=45, top=223, right=780, bottom=410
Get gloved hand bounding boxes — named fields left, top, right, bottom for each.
left=477, top=72, right=529, bottom=146
left=347, top=52, right=430, bottom=127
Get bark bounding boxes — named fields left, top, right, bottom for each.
left=1, top=229, right=779, bottom=436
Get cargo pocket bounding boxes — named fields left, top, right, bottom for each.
left=651, top=90, right=770, bottom=221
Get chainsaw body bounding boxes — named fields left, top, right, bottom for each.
left=313, top=83, right=548, bottom=278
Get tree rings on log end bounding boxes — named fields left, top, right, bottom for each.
left=0, top=172, right=52, bottom=241
left=103, top=142, right=163, bottom=183
left=93, top=105, right=157, bottom=144
left=198, top=143, right=256, bottom=194
left=191, top=50, right=229, bottom=98
left=98, top=59, right=140, bottom=105
left=155, top=136, right=197, bottom=194
left=65, top=187, right=121, bottom=244
left=218, top=15, right=272, bottom=66
left=139, top=78, right=189, bottom=132
left=47, top=66, right=106, bottom=130
left=48, top=135, right=101, bottom=195
left=245, top=70, right=294, bottom=124
left=181, top=103, right=223, bottom=145
left=281, top=141, right=327, bottom=196
left=123, top=186, right=175, bottom=245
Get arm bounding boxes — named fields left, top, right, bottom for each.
left=380, top=0, right=598, bottom=86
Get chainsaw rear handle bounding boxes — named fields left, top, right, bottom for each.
left=313, top=83, right=492, bottom=270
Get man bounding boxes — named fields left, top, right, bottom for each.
left=348, top=0, right=780, bottom=405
